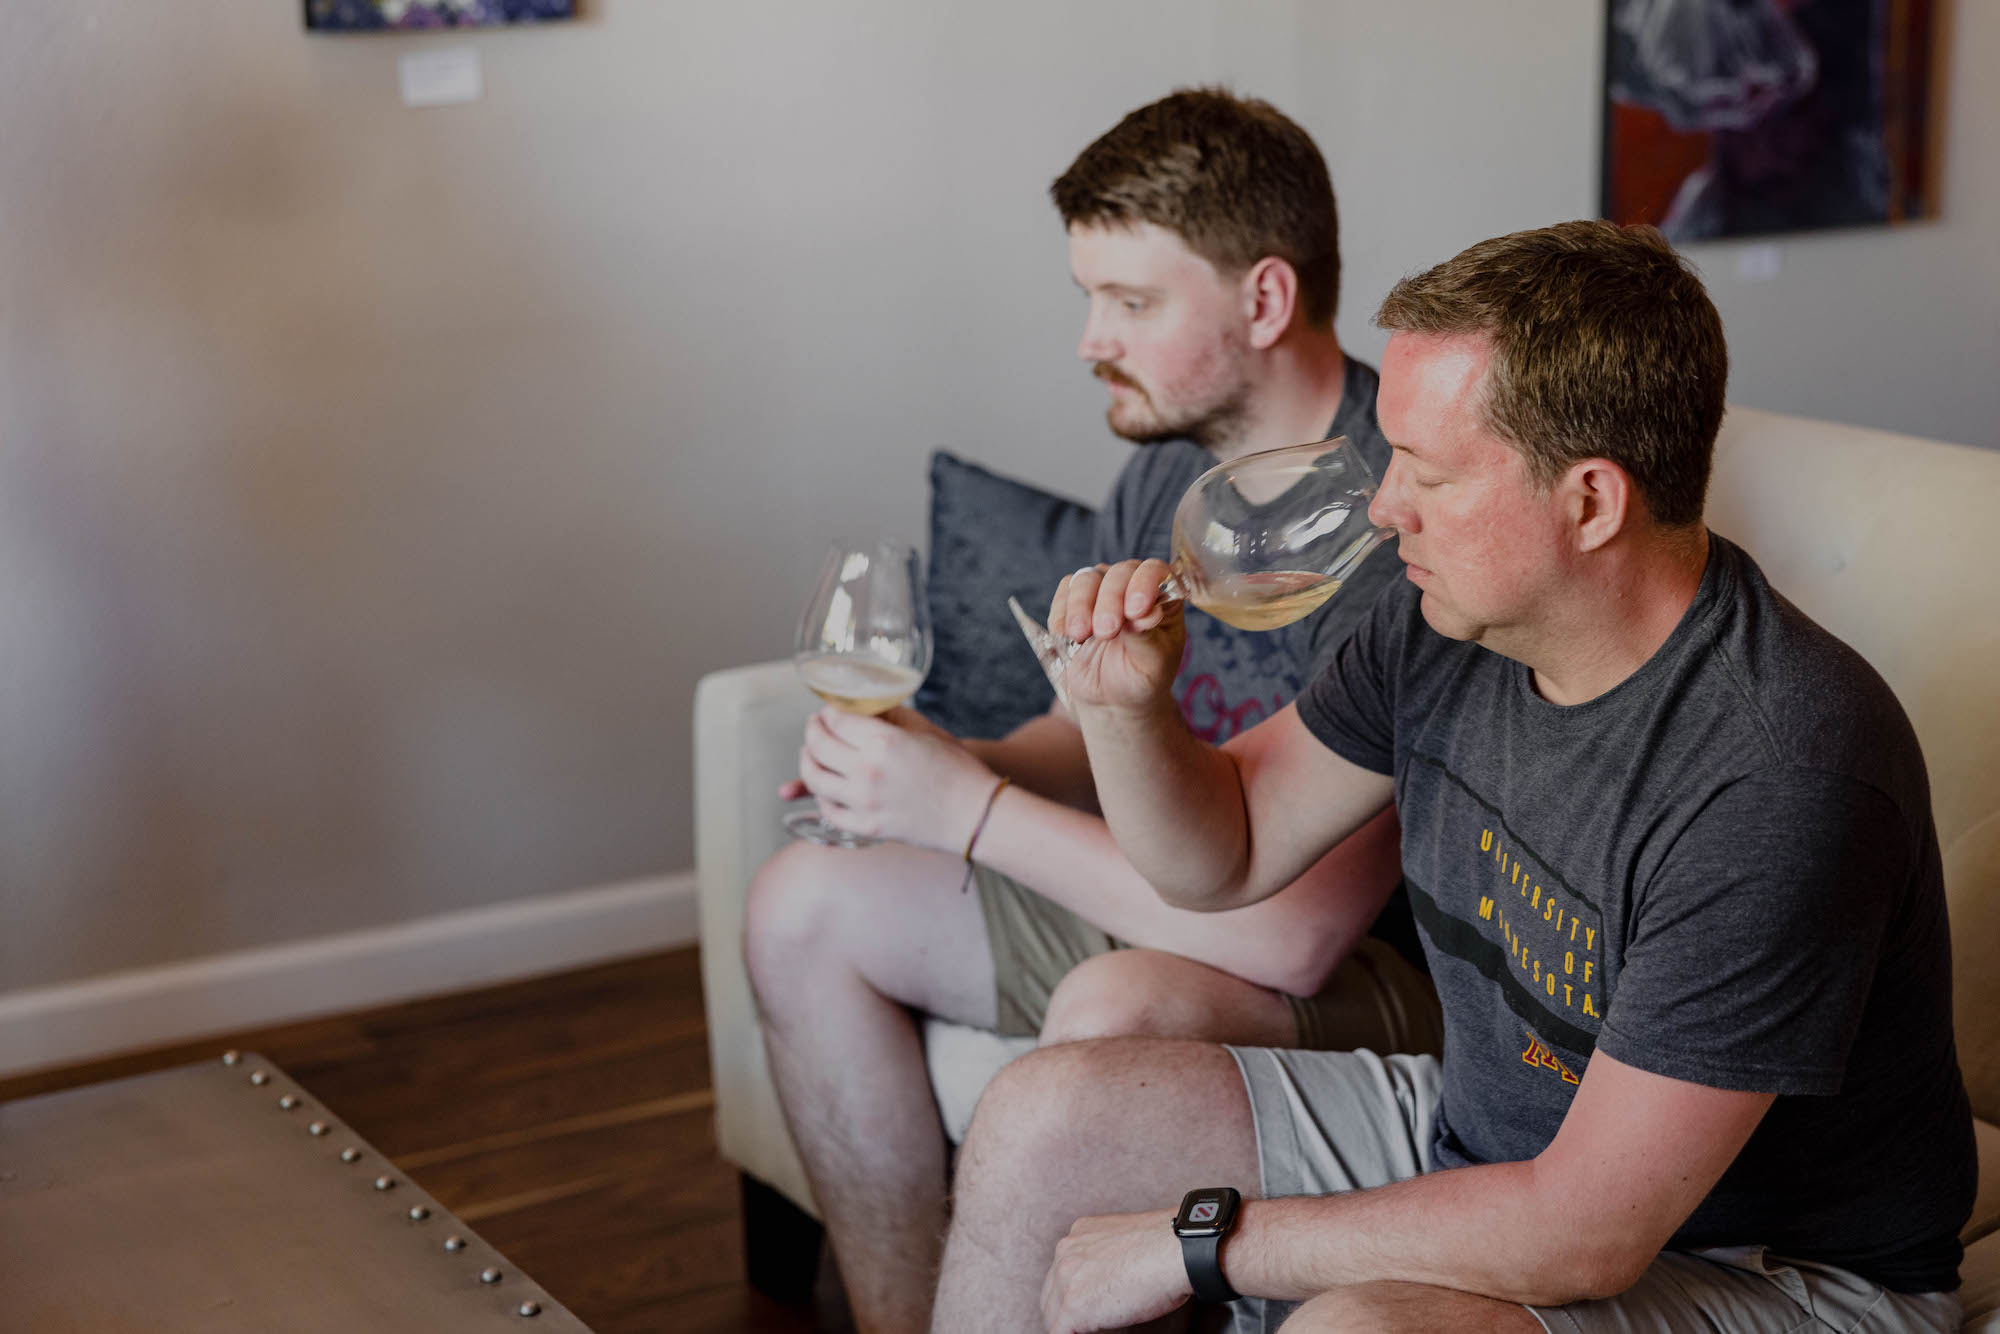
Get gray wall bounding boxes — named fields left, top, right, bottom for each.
left=3, top=0, right=1995, bottom=991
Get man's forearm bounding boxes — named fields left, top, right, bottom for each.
left=1221, top=1161, right=1648, bottom=1309
left=961, top=712, right=1098, bottom=811
left=1071, top=693, right=1256, bottom=909
left=965, top=789, right=1396, bottom=996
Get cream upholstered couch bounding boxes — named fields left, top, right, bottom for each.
left=694, top=405, right=2000, bottom=1323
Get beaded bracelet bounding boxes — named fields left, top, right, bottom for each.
left=957, top=777, right=1012, bottom=893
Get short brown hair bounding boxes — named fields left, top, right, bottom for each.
left=1052, top=87, right=1342, bottom=330
left=1375, top=220, right=1727, bottom=527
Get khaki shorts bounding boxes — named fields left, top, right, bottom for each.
left=971, top=864, right=1444, bottom=1056
left=1223, top=1046, right=1963, bottom=1334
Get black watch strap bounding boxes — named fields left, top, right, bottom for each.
left=1173, top=1187, right=1241, bottom=1304
left=1179, top=1230, right=1239, bottom=1304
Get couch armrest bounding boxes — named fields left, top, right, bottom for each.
left=694, top=659, right=819, bottom=1215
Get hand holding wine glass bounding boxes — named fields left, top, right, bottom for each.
left=1044, top=557, right=1190, bottom=713
left=786, top=539, right=933, bottom=847
left=793, top=702, right=1004, bottom=853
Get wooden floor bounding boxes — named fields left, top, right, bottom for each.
left=0, top=947, right=854, bottom=1333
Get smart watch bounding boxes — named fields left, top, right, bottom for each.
left=1172, top=1186, right=1241, bottom=1304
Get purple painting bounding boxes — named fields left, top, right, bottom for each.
left=306, top=0, right=575, bottom=31
left=1602, top=0, right=1937, bottom=241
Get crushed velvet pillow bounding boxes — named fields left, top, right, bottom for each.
left=914, top=451, right=1098, bottom=740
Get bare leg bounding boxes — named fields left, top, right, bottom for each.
left=1038, top=948, right=1301, bottom=1047
left=1280, top=1281, right=1542, bottom=1333
left=743, top=838, right=997, bottom=1334
left=932, top=1037, right=1261, bottom=1334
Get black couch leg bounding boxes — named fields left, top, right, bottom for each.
left=741, top=1172, right=823, bottom=1303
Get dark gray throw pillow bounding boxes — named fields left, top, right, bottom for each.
left=915, top=450, right=1098, bottom=740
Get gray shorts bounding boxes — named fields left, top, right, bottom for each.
left=1224, top=1046, right=1962, bottom=1334
left=973, top=864, right=1443, bottom=1056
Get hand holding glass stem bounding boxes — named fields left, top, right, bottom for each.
left=1011, top=434, right=1389, bottom=710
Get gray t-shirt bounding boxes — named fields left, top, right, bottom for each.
left=1093, top=355, right=1399, bottom=744
left=1297, top=534, right=1974, bottom=1292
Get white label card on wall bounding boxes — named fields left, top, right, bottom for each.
left=1735, top=244, right=1783, bottom=283
left=399, top=48, right=483, bottom=108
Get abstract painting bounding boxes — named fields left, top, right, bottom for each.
left=306, top=0, right=575, bottom=31
left=1602, top=0, right=1937, bottom=241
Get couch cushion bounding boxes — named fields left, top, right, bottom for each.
left=915, top=451, right=1098, bottom=739
left=923, top=1016, right=1036, bottom=1143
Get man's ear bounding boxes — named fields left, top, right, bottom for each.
left=1565, top=459, right=1633, bottom=553
left=1241, top=257, right=1299, bottom=350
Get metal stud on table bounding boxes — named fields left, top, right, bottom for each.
left=249, top=1071, right=270, bottom=1086
left=278, top=1094, right=300, bottom=1111
left=518, top=1301, right=541, bottom=1317
left=221, top=1050, right=241, bottom=1066
left=340, top=1147, right=362, bottom=1163
left=408, top=1205, right=431, bottom=1222
left=373, top=1176, right=396, bottom=1192
left=307, top=1121, right=328, bottom=1137
left=443, top=1236, right=467, bottom=1252
left=480, top=1267, right=503, bottom=1285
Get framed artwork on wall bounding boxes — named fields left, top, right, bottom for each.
left=305, top=0, right=575, bottom=31
left=1601, top=0, right=1938, bottom=241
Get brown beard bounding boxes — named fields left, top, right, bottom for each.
left=1093, top=361, right=1249, bottom=450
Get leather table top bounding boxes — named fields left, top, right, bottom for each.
left=0, top=1053, right=592, bottom=1331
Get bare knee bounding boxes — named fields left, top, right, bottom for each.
left=954, top=1042, right=1122, bottom=1203
left=742, top=840, right=855, bottom=1010
left=1040, top=950, right=1295, bottom=1048
left=948, top=1036, right=1259, bottom=1287
left=1040, top=951, right=1181, bottom=1045
left=1281, top=1284, right=1405, bottom=1334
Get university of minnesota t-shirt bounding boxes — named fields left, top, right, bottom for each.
left=1296, top=534, right=1974, bottom=1291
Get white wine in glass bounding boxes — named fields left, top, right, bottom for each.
left=787, top=539, right=933, bottom=847
left=795, top=656, right=928, bottom=716
left=1174, top=569, right=1344, bottom=631
left=1011, top=434, right=1389, bottom=704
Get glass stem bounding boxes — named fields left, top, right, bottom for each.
left=1007, top=567, right=1189, bottom=713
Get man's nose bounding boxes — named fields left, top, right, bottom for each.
left=1368, top=457, right=1409, bottom=533
left=1077, top=309, right=1118, bottom=363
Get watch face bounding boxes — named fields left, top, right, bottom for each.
left=1174, top=1187, right=1238, bottom=1236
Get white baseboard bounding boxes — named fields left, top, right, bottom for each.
left=0, top=872, right=698, bottom=1081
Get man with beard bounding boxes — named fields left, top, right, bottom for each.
left=742, top=87, right=1433, bottom=1334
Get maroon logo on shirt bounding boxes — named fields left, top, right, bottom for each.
left=1520, top=1029, right=1581, bottom=1085
left=1178, top=673, right=1284, bottom=742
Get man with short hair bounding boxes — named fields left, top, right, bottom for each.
left=932, top=219, right=1976, bottom=1333
left=743, top=89, right=1438, bottom=1334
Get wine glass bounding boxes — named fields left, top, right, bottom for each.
left=1009, top=434, right=1389, bottom=707
left=786, top=539, right=933, bottom=846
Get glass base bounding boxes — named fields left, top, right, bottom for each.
left=782, top=806, right=879, bottom=849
